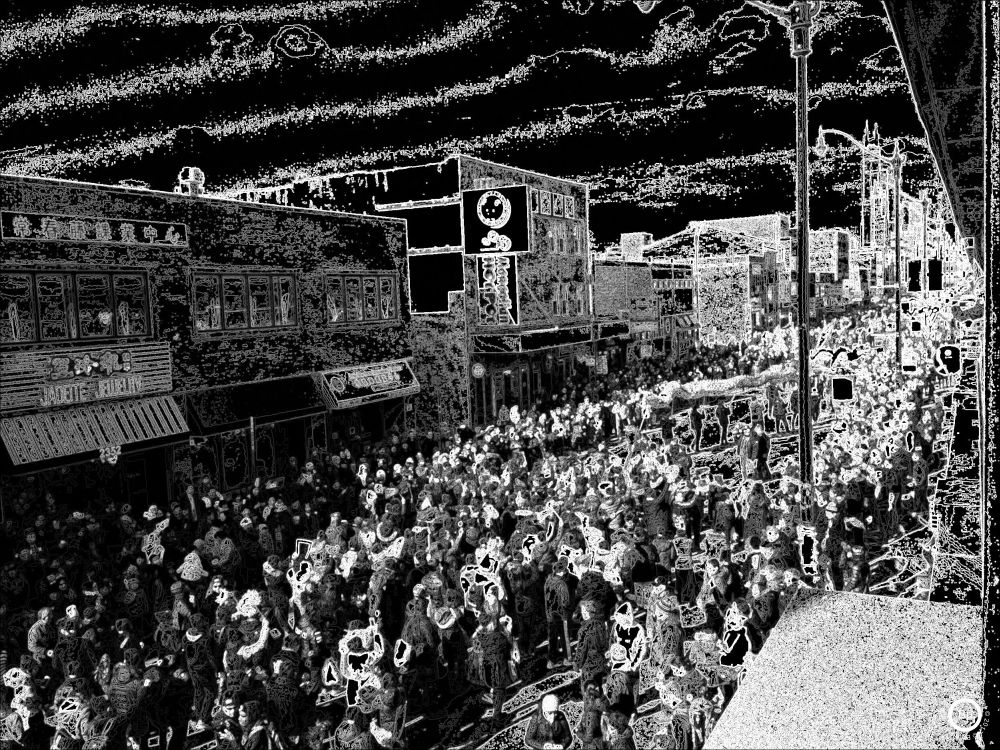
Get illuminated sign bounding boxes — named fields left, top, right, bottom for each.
left=462, top=186, right=530, bottom=255
left=320, top=359, right=420, bottom=409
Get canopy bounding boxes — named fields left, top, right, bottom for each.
left=644, top=364, right=793, bottom=408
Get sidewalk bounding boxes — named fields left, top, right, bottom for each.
left=927, top=327, right=983, bottom=605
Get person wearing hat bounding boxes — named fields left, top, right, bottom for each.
left=469, top=611, right=515, bottom=729
left=573, top=599, right=608, bottom=694
left=213, top=690, right=242, bottom=749
left=524, top=693, right=574, bottom=750
left=183, top=613, right=218, bottom=731
left=435, top=595, right=469, bottom=698
left=543, top=558, right=574, bottom=670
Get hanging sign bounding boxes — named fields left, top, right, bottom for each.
left=461, top=186, right=530, bottom=255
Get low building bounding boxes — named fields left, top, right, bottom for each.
left=230, top=154, right=597, bottom=428
left=593, top=252, right=658, bottom=368
left=650, top=259, right=697, bottom=361
left=642, top=221, right=782, bottom=339
left=1, top=173, right=414, bottom=506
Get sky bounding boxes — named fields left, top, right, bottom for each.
left=0, top=0, right=940, bottom=244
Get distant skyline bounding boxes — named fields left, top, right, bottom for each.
left=1, top=0, right=942, bottom=244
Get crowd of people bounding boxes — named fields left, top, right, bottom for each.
left=0, top=304, right=957, bottom=750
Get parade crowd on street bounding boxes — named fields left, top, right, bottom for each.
left=0, top=303, right=958, bottom=750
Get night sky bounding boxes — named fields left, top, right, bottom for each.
left=1, top=0, right=940, bottom=245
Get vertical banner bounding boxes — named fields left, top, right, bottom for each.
left=477, top=255, right=519, bottom=326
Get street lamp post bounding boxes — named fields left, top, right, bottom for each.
left=814, top=126, right=906, bottom=364
left=746, top=0, right=822, bottom=492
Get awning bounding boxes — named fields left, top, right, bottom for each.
left=673, top=314, right=697, bottom=330
left=317, top=359, right=420, bottom=410
left=595, top=321, right=630, bottom=340
left=187, top=376, right=327, bottom=435
left=0, top=395, right=189, bottom=468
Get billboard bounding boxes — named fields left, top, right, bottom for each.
left=461, top=185, right=530, bottom=255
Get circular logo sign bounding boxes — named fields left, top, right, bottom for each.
left=476, top=191, right=512, bottom=229
left=472, top=363, right=486, bottom=379
left=328, top=376, right=347, bottom=394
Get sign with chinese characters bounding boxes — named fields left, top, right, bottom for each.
left=477, top=255, right=520, bottom=326
left=461, top=186, right=530, bottom=255
left=319, top=359, right=420, bottom=410
left=471, top=335, right=521, bottom=354
left=0, top=342, right=174, bottom=413
left=2, top=212, right=189, bottom=247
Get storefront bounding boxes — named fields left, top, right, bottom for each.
left=184, top=376, right=328, bottom=493
left=0, top=342, right=188, bottom=511
left=667, top=313, right=698, bottom=361
left=316, top=358, right=420, bottom=452
left=470, top=326, right=594, bottom=425
left=592, top=321, right=630, bottom=374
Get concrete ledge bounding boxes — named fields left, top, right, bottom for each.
left=704, top=589, right=983, bottom=750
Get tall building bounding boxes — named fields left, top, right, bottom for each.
left=229, top=155, right=604, bottom=429
left=1, top=173, right=414, bottom=505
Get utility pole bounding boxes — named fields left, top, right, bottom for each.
left=746, top=0, right=822, bottom=491
left=891, top=140, right=904, bottom=365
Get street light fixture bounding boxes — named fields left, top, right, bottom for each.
left=814, top=125, right=906, bottom=365
left=745, top=0, right=822, bottom=495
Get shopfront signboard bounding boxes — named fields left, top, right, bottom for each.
left=1, top=341, right=173, bottom=413
left=319, top=358, right=420, bottom=410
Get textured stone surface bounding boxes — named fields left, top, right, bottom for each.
left=704, top=589, right=982, bottom=750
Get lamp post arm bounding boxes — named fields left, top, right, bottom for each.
left=820, top=127, right=898, bottom=165
left=744, top=0, right=791, bottom=22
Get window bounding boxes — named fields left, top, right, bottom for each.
left=113, top=275, right=148, bottom=336
left=192, top=270, right=298, bottom=334
left=0, top=274, right=35, bottom=343
left=0, top=269, right=150, bottom=345
left=325, top=272, right=400, bottom=325
left=77, top=273, right=114, bottom=338
left=36, top=274, right=71, bottom=341
left=194, top=275, right=221, bottom=332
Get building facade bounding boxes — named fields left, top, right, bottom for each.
left=593, top=255, right=658, bottom=368
left=1, top=174, right=414, bottom=507
left=650, top=259, right=698, bottom=360
left=231, top=154, right=600, bottom=429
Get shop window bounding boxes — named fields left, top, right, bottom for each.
left=0, top=274, right=36, bottom=343
left=194, top=275, right=222, bottom=332
left=77, top=273, right=114, bottom=338
left=275, top=275, right=296, bottom=326
left=0, top=269, right=150, bottom=345
left=248, top=276, right=273, bottom=328
left=363, top=276, right=379, bottom=320
left=326, top=272, right=400, bottom=324
left=193, top=270, right=298, bottom=335
left=221, top=430, right=250, bottom=491
left=113, top=274, right=148, bottom=336
left=379, top=276, right=396, bottom=319
left=345, top=277, right=363, bottom=321
left=222, top=276, right=248, bottom=329
left=326, top=277, right=345, bottom=323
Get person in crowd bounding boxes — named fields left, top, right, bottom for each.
left=524, top=693, right=574, bottom=750
left=715, top=399, right=732, bottom=445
